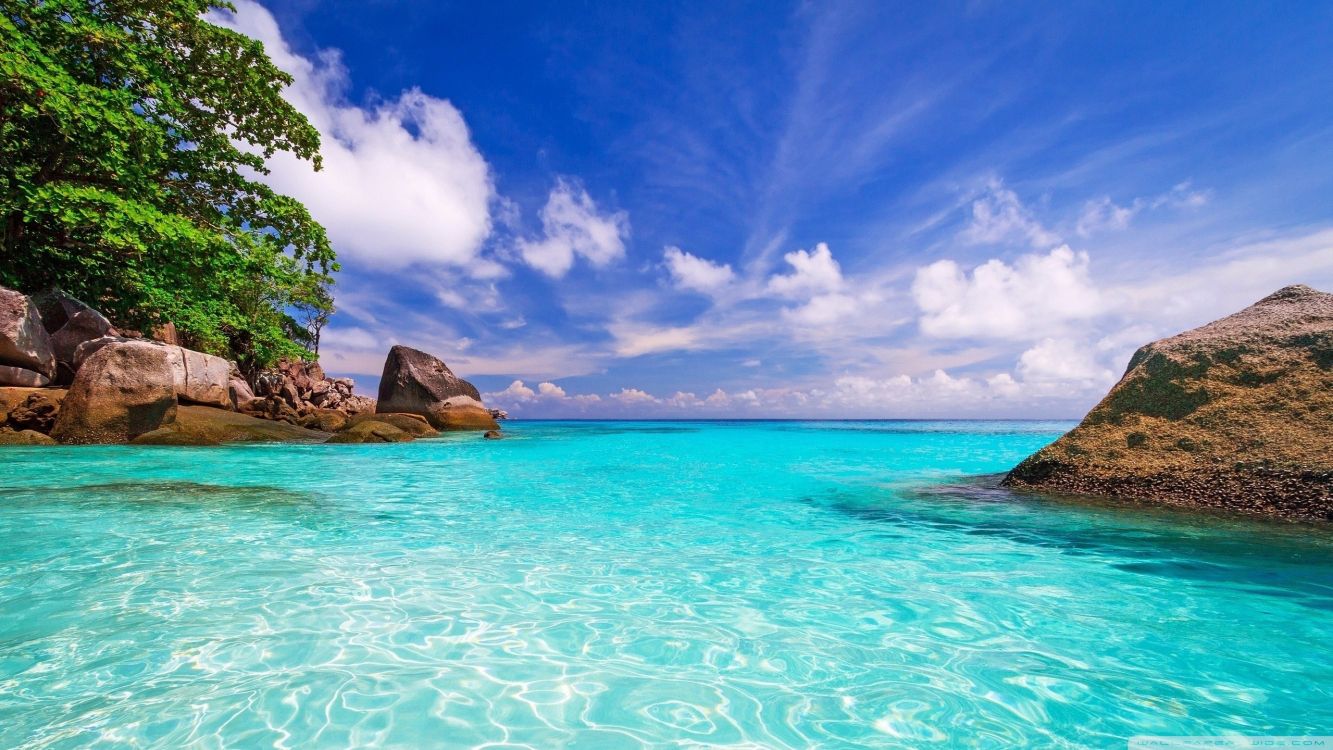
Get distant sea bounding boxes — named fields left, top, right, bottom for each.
left=2, top=420, right=1330, bottom=748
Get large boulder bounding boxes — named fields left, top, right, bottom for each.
left=51, top=340, right=179, bottom=444
left=74, top=336, right=231, bottom=409
left=376, top=346, right=495, bottom=430
left=131, top=405, right=328, bottom=445
left=1005, top=285, right=1333, bottom=521
left=0, top=365, right=50, bottom=387
left=0, top=286, right=56, bottom=378
left=31, top=289, right=117, bottom=384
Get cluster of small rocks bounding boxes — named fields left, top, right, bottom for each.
left=237, top=358, right=377, bottom=430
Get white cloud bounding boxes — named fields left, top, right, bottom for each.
left=1016, top=338, right=1115, bottom=384
left=537, top=381, right=567, bottom=398
left=212, top=2, right=495, bottom=271
left=767, top=242, right=844, bottom=296
left=492, top=380, right=536, bottom=401
left=781, top=292, right=859, bottom=327
left=1075, top=197, right=1136, bottom=236
left=1076, top=182, right=1211, bottom=237
left=518, top=179, right=629, bottom=277
left=912, top=245, right=1103, bottom=340
left=663, top=246, right=735, bottom=294
left=961, top=181, right=1060, bottom=248
left=610, top=387, right=658, bottom=404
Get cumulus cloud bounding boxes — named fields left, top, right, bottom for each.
left=610, top=387, right=659, bottom=404
left=663, top=246, right=735, bottom=294
left=518, top=179, right=629, bottom=277
left=961, top=181, right=1060, bottom=248
left=1016, top=338, right=1115, bottom=384
left=212, top=1, right=495, bottom=271
left=912, top=245, right=1103, bottom=340
left=767, top=242, right=844, bottom=296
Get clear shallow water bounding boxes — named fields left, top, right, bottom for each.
left=1, top=420, right=1331, bottom=749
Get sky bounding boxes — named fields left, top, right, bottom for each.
left=215, top=1, right=1333, bottom=418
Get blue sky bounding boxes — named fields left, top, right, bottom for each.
left=218, top=1, right=1333, bottom=418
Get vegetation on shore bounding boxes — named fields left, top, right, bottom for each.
left=0, top=0, right=335, bottom=373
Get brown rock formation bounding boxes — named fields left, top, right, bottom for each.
left=1005, top=285, right=1333, bottom=521
left=51, top=340, right=179, bottom=444
left=0, top=286, right=56, bottom=378
left=376, top=345, right=497, bottom=430
left=32, top=289, right=117, bottom=383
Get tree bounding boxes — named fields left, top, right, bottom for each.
left=0, top=0, right=337, bottom=371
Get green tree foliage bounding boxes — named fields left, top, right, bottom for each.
left=0, top=0, right=337, bottom=373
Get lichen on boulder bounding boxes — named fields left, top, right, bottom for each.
left=1005, top=284, right=1333, bottom=521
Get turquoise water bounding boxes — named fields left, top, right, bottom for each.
left=1, top=420, right=1331, bottom=749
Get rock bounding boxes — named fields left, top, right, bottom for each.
left=489, top=409, right=509, bottom=421
left=0, top=429, right=57, bottom=445
left=177, top=347, right=231, bottom=409
left=31, top=289, right=117, bottom=383
left=0, top=285, right=56, bottom=378
left=346, top=411, right=438, bottom=437
left=6, top=392, right=60, bottom=433
left=51, top=339, right=179, bottom=444
left=1005, top=284, right=1333, bottom=521
left=484, top=430, right=503, bottom=440
left=298, top=408, right=349, bottom=432
left=427, top=401, right=501, bottom=431
left=151, top=322, right=179, bottom=345
left=0, top=386, right=66, bottom=417
left=340, top=394, right=377, bottom=416
left=130, top=405, right=329, bottom=446
left=228, top=363, right=257, bottom=411
left=0, top=364, right=50, bottom=387
left=325, top=420, right=414, bottom=444
left=74, top=336, right=230, bottom=409
left=377, top=345, right=483, bottom=416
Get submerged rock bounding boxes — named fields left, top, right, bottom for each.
left=51, top=339, right=179, bottom=444
left=0, top=285, right=56, bottom=379
left=325, top=420, right=413, bottom=444
left=483, top=430, right=503, bottom=440
left=345, top=411, right=438, bottom=437
left=130, top=405, right=329, bottom=445
left=1005, top=284, right=1333, bottom=521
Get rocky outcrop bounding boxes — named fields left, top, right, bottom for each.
left=51, top=339, right=179, bottom=444
left=32, top=289, right=117, bottom=384
left=1005, top=285, right=1333, bottom=521
left=131, top=405, right=328, bottom=445
left=244, top=358, right=375, bottom=425
left=0, top=286, right=56, bottom=379
left=376, top=345, right=498, bottom=431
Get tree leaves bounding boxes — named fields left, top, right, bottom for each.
left=0, top=0, right=335, bottom=371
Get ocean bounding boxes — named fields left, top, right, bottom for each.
left=1, top=420, right=1330, bottom=748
